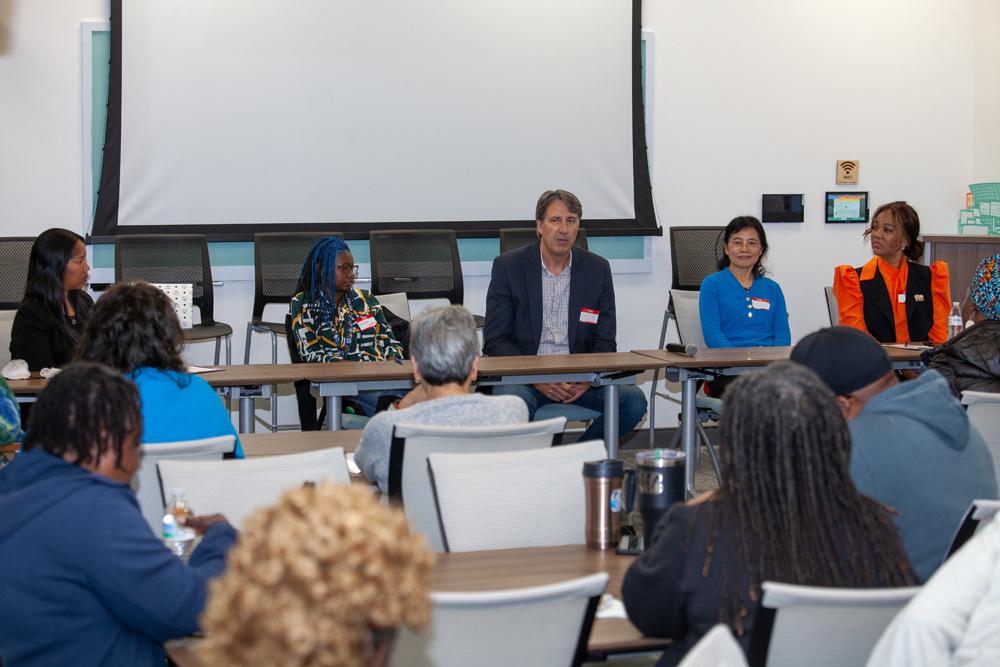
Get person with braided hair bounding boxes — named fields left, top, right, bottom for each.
left=0, top=363, right=236, bottom=667
left=923, top=254, right=1000, bottom=398
left=623, top=361, right=917, bottom=667
left=290, top=236, right=404, bottom=419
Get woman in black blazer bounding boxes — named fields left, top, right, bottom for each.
left=10, top=229, right=93, bottom=371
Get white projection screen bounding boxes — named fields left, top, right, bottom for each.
left=93, top=0, right=656, bottom=240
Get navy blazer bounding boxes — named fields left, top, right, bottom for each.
left=483, top=241, right=617, bottom=357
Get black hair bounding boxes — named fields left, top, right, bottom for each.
left=867, top=201, right=924, bottom=263
left=23, top=228, right=92, bottom=342
left=702, top=361, right=916, bottom=635
left=716, top=216, right=769, bottom=278
left=22, top=362, right=142, bottom=470
left=74, top=281, right=187, bottom=377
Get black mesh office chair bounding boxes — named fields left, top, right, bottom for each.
left=648, top=226, right=725, bottom=447
left=498, top=227, right=588, bottom=254
left=0, top=237, right=35, bottom=311
left=369, top=230, right=484, bottom=328
left=245, top=232, right=343, bottom=431
left=115, top=235, right=233, bottom=365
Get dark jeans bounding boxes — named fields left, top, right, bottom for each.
left=492, top=383, right=648, bottom=442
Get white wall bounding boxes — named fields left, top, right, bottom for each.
left=974, top=0, right=1000, bottom=181
left=1, top=0, right=993, bottom=431
left=0, top=0, right=108, bottom=237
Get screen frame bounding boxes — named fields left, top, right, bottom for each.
left=824, top=191, right=870, bottom=224
left=91, top=0, right=659, bottom=242
left=760, top=194, right=804, bottom=223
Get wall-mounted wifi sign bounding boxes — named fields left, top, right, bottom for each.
left=837, top=160, right=859, bottom=185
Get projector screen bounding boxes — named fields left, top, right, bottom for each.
left=93, top=0, right=656, bottom=240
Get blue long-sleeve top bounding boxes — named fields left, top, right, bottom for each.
left=129, top=367, right=243, bottom=458
left=0, top=448, right=237, bottom=667
left=699, top=269, right=790, bottom=348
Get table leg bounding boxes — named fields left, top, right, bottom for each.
left=680, top=376, right=698, bottom=498
left=239, top=394, right=255, bottom=434
left=604, top=383, right=619, bottom=460
left=326, top=396, right=343, bottom=431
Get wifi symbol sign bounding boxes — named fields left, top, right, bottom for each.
left=837, top=160, right=859, bottom=184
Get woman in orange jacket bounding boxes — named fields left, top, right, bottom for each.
left=833, top=201, right=950, bottom=343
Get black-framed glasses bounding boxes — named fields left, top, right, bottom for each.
left=336, top=264, right=360, bottom=276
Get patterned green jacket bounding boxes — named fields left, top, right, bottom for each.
left=0, top=376, right=21, bottom=445
left=290, top=289, right=403, bottom=363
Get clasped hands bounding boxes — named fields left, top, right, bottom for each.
left=534, top=382, right=589, bottom=403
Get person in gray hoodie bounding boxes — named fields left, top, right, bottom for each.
left=791, top=326, right=998, bottom=582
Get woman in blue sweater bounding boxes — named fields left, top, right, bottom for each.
left=699, top=216, right=790, bottom=349
left=75, top=281, right=243, bottom=457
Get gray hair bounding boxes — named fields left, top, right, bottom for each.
left=409, top=305, right=479, bottom=386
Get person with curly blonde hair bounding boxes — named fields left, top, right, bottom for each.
left=199, top=483, right=435, bottom=667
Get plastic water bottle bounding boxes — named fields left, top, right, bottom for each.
left=162, top=490, right=193, bottom=556
left=948, top=302, right=963, bottom=340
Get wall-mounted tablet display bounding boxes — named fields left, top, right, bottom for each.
left=761, top=194, right=804, bottom=222
left=825, top=192, right=869, bottom=223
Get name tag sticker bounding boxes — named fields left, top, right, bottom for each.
left=580, top=308, right=599, bottom=324
left=356, top=315, right=378, bottom=331
left=751, top=298, right=770, bottom=311
left=897, top=293, right=906, bottom=304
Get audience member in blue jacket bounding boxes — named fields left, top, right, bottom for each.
left=699, top=216, right=791, bottom=349
left=75, top=281, right=243, bottom=457
left=0, top=363, right=237, bottom=667
left=792, top=326, right=999, bottom=582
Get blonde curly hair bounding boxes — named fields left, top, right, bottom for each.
left=199, top=483, right=435, bottom=667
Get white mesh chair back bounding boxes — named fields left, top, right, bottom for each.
left=962, top=391, right=1000, bottom=490
left=824, top=286, right=839, bottom=326
left=944, top=498, right=1000, bottom=561
left=389, top=572, right=608, bottom=667
left=131, top=435, right=236, bottom=534
left=670, top=289, right=708, bottom=348
left=678, top=624, right=750, bottom=667
left=375, top=291, right=411, bottom=321
left=156, top=447, right=351, bottom=530
left=0, top=310, right=15, bottom=366
left=389, top=418, right=566, bottom=553
left=748, top=581, right=919, bottom=667
left=428, top=440, right=608, bottom=552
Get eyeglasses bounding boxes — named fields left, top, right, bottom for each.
left=336, top=264, right=360, bottom=276
left=728, top=238, right=760, bottom=249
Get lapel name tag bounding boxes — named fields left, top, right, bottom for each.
left=914, top=294, right=925, bottom=302
left=580, top=308, right=599, bottom=324
left=897, top=293, right=906, bottom=304
left=356, top=315, right=378, bottom=331
left=751, top=298, right=770, bottom=311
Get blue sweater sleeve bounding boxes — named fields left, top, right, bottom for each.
left=771, top=282, right=791, bottom=346
left=83, top=490, right=237, bottom=642
left=698, top=274, right=732, bottom=348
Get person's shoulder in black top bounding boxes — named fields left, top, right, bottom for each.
left=10, top=292, right=92, bottom=371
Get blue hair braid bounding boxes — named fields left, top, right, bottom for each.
left=300, top=237, right=351, bottom=318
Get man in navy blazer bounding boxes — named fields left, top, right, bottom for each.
left=483, top=189, right=647, bottom=442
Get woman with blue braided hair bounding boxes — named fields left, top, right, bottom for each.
left=290, top=237, right=404, bottom=417
left=923, top=254, right=1000, bottom=398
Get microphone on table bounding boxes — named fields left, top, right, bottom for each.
left=666, top=343, right=698, bottom=357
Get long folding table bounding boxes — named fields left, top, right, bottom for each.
left=299, top=352, right=665, bottom=459
left=632, top=346, right=926, bottom=497
left=164, top=543, right=669, bottom=666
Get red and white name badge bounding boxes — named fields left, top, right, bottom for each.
left=897, top=292, right=906, bottom=304
left=580, top=308, right=599, bottom=324
left=356, top=315, right=378, bottom=331
left=751, top=298, right=770, bottom=311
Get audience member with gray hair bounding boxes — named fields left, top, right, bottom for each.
left=354, top=305, right=528, bottom=493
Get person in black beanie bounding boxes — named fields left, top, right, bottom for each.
left=791, top=326, right=997, bottom=581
